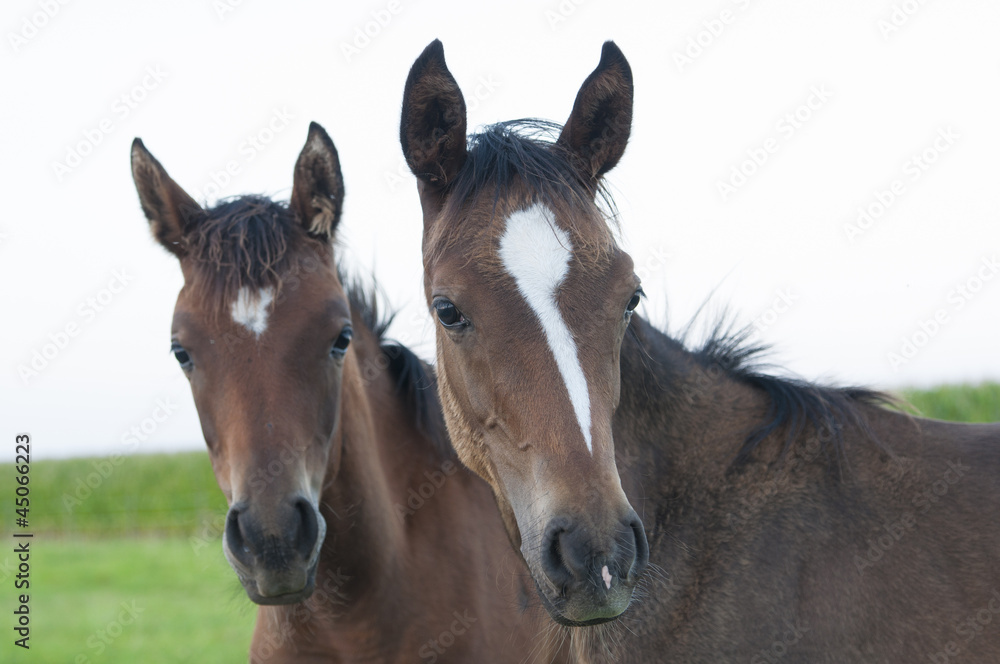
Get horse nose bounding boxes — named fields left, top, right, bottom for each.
left=541, top=513, right=649, bottom=592
left=225, top=496, right=321, bottom=569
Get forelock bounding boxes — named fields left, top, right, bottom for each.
left=184, top=195, right=315, bottom=314
left=426, top=120, right=619, bottom=278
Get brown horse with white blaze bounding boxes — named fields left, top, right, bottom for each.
left=133, top=123, right=568, bottom=662
left=401, top=40, right=648, bottom=628
left=401, top=40, right=1000, bottom=662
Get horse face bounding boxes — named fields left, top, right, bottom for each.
left=133, top=124, right=350, bottom=604
left=402, top=41, right=649, bottom=625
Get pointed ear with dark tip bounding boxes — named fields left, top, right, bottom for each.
left=557, top=41, right=634, bottom=183
left=131, top=138, right=203, bottom=257
left=290, top=122, right=344, bottom=242
left=400, top=39, right=468, bottom=191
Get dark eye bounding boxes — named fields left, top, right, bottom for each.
left=626, top=289, right=643, bottom=316
left=433, top=298, right=468, bottom=329
left=330, top=327, right=353, bottom=358
left=171, top=341, right=192, bottom=370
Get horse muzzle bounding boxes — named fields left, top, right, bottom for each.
left=529, top=509, right=649, bottom=625
left=222, top=496, right=327, bottom=605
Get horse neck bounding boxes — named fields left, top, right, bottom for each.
left=314, top=322, right=453, bottom=610
left=613, top=316, right=765, bottom=493
left=315, top=326, right=399, bottom=584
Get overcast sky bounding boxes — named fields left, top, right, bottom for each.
left=3, top=0, right=998, bottom=459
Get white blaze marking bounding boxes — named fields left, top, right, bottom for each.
left=231, top=286, right=274, bottom=337
left=498, top=203, right=593, bottom=453
left=602, top=565, right=612, bottom=589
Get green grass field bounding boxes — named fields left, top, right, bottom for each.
left=1, top=538, right=256, bottom=663
left=0, top=451, right=228, bottom=535
left=0, top=451, right=254, bottom=662
left=900, top=382, right=1000, bottom=423
left=0, top=383, right=994, bottom=662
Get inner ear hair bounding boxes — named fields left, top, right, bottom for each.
left=291, top=122, right=344, bottom=242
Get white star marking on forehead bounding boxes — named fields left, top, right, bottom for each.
left=231, top=286, right=274, bottom=337
left=498, top=202, right=593, bottom=453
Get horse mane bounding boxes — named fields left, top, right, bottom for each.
left=338, top=269, right=452, bottom=459
left=681, top=316, right=895, bottom=472
left=189, top=194, right=452, bottom=459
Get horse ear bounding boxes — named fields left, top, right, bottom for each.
left=131, top=139, right=203, bottom=257
left=557, top=41, right=633, bottom=182
left=291, top=122, right=344, bottom=242
left=400, top=39, right=467, bottom=191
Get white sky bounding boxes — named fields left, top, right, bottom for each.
left=3, top=0, right=998, bottom=459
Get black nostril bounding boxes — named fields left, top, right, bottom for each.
left=541, top=519, right=574, bottom=590
left=628, top=516, right=649, bottom=580
left=225, top=505, right=252, bottom=565
left=292, top=498, right=319, bottom=559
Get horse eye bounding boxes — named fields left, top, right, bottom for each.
left=330, top=327, right=353, bottom=358
left=171, top=342, right=193, bottom=370
left=433, top=298, right=468, bottom=329
left=625, top=289, right=643, bottom=316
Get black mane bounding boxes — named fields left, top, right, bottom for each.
left=338, top=269, right=451, bottom=459
left=687, top=318, right=892, bottom=472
